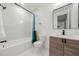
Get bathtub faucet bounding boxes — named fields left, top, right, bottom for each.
left=0, top=40, right=7, bottom=43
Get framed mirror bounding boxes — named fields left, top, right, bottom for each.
left=53, top=4, right=71, bottom=29
left=53, top=3, right=79, bottom=29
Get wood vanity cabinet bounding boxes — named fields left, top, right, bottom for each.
left=49, top=36, right=79, bottom=56
left=49, top=37, right=64, bottom=56
left=64, top=39, right=79, bottom=56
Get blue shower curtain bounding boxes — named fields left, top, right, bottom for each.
left=32, top=15, right=37, bottom=44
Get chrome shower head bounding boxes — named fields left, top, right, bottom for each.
left=0, top=4, right=6, bottom=10
left=3, top=6, right=6, bottom=9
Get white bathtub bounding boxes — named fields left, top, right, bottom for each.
left=0, top=37, right=32, bottom=56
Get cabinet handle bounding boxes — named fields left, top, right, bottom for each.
left=62, top=39, right=66, bottom=43
left=64, top=39, right=66, bottom=43
left=62, top=39, right=63, bottom=43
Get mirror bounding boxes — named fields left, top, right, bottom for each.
left=53, top=3, right=79, bottom=29
left=57, top=14, right=67, bottom=29
left=53, top=6, right=70, bottom=29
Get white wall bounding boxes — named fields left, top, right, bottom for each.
left=0, top=7, right=6, bottom=39
left=0, top=3, right=32, bottom=41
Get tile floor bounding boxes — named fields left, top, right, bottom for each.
left=19, top=46, right=48, bottom=56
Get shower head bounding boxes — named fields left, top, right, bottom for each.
left=3, top=7, right=6, bottom=9
left=0, top=4, right=6, bottom=9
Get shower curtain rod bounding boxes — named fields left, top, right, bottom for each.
left=14, top=3, right=35, bottom=16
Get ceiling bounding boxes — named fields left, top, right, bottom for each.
left=20, top=3, right=54, bottom=12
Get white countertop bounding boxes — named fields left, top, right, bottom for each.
left=50, top=34, right=79, bottom=41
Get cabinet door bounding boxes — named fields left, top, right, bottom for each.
left=49, top=37, right=64, bottom=56
left=64, top=39, right=79, bottom=56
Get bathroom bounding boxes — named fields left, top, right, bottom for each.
left=0, top=3, right=79, bottom=56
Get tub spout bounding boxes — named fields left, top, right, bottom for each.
left=0, top=40, right=7, bottom=43
left=0, top=40, right=7, bottom=48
